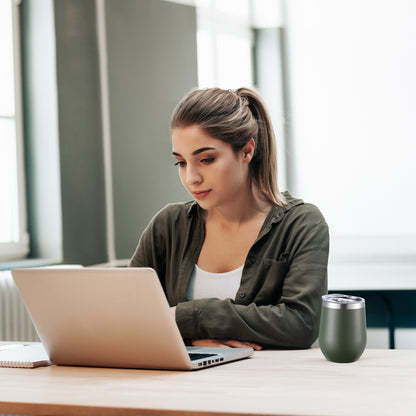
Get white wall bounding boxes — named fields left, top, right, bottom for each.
left=285, top=0, right=416, bottom=239
left=284, top=0, right=416, bottom=292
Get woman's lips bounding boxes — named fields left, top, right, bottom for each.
left=192, top=190, right=211, bottom=200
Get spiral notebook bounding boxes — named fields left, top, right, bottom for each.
left=0, top=343, right=51, bottom=368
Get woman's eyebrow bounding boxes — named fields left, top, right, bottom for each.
left=172, top=147, right=216, bottom=157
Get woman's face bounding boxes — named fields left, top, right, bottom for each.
left=171, top=125, right=252, bottom=210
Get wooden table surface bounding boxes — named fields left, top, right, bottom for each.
left=1, top=348, right=415, bottom=416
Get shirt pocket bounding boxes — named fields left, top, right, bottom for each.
left=253, top=253, right=288, bottom=305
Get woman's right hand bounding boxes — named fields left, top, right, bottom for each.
left=191, top=339, right=262, bottom=350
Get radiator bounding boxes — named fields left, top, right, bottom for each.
left=0, top=270, right=39, bottom=342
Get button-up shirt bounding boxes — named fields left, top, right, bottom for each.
left=129, top=192, right=329, bottom=348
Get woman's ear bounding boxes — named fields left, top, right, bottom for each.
left=242, top=138, right=255, bottom=163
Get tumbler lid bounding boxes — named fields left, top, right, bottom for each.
left=322, top=294, right=365, bottom=309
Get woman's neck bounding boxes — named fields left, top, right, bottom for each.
left=197, top=186, right=273, bottom=273
left=203, top=187, right=272, bottom=229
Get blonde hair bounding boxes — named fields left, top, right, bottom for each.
left=171, top=87, right=286, bottom=206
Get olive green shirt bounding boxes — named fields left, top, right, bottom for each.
left=129, top=192, right=329, bottom=348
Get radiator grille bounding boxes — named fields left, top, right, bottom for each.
left=0, top=270, right=39, bottom=342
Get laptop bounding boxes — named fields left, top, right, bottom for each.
left=11, top=267, right=253, bottom=370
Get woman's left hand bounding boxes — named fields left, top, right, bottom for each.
left=192, top=338, right=262, bottom=350
left=171, top=307, right=262, bottom=350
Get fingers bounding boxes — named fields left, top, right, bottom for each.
left=244, top=342, right=263, bottom=351
left=222, top=340, right=263, bottom=350
left=191, top=339, right=263, bottom=350
left=191, top=339, right=230, bottom=348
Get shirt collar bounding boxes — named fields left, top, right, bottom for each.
left=256, top=192, right=304, bottom=241
left=186, top=200, right=200, bottom=217
left=269, top=191, right=304, bottom=223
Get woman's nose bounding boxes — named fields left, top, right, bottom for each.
left=185, top=165, right=202, bottom=186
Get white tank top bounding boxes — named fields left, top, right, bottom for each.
left=185, top=264, right=244, bottom=301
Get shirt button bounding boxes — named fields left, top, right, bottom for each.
left=248, top=254, right=256, bottom=263
left=239, top=292, right=246, bottom=298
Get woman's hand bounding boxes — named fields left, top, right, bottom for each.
left=191, top=339, right=262, bottom=350
left=171, top=306, right=262, bottom=350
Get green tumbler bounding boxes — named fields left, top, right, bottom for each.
left=319, top=294, right=367, bottom=363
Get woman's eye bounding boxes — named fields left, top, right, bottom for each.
left=174, top=161, right=186, bottom=167
left=201, top=158, right=215, bottom=164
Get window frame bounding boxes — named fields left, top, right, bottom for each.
left=0, top=0, right=29, bottom=262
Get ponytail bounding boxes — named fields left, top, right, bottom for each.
left=171, top=87, right=287, bottom=206
left=235, top=88, right=286, bottom=206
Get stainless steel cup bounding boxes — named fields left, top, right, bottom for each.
left=319, top=294, right=367, bottom=363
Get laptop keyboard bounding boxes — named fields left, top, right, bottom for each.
left=188, top=352, right=217, bottom=361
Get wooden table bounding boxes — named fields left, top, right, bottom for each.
left=1, top=348, right=415, bottom=416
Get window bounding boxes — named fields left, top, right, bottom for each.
left=283, top=0, right=416, bottom=285
left=0, top=0, right=29, bottom=261
left=195, top=0, right=253, bottom=88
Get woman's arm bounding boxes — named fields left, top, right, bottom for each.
left=170, top=306, right=262, bottom=350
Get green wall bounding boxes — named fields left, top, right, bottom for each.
left=105, top=0, right=195, bottom=259
left=54, top=0, right=108, bottom=265
left=21, top=0, right=197, bottom=265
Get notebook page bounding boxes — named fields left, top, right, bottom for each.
left=0, top=343, right=51, bottom=368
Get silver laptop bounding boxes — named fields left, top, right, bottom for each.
left=11, top=267, right=253, bottom=370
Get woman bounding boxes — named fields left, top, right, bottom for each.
left=129, top=87, right=329, bottom=350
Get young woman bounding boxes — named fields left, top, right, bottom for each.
left=129, top=87, right=329, bottom=350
